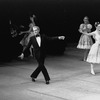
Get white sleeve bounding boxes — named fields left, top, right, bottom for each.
left=88, top=31, right=95, bottom=36
left=79, top=24, right=83, bottom=33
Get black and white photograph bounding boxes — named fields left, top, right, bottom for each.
left=0, top=0, right=100, bottom=100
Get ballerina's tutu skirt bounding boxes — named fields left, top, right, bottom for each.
left=77, top=34, right=93, bottom=49
left=86, top=42, right=100, bottom=63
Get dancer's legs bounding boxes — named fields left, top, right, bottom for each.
left=90, top=63, right=95, bottom=75
left=84, top=49, right=90, bottom=61
left=29, top=47, right=33, bottom=57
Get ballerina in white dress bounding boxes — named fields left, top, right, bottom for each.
left=84, top=23, right=100, bottom=75
left=77, top=16, right=93, bottom=61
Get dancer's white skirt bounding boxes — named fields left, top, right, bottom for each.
left=77, top=34, right=93, bottom=49
left=86, top=42, right=100, bottom=63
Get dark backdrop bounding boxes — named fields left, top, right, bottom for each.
left=0, top=0, right=100, bottom=61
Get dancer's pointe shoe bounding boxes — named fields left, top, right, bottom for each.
left=81, top=58, right=86, bottom=61
left=91, top=70, right=95, bottom=75
left=83, top=58, right=86, bottom=61
left=84, top=59, right=86, bottom=61
left=18, top=53, right=24, bottom=59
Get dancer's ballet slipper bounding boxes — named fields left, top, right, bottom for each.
left=91, top=70, right=95, bottom=75
left=18, top=53, right=24, bottom=59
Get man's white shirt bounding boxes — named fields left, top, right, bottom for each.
left=36, top=36, right=41, bottom=47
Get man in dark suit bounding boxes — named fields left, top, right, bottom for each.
left=19, top=26, right=65, bottom=84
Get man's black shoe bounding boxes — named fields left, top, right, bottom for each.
left=32, top=78, right=35, bottom=82
left=30, top=75, right=35, bottom=82
left=46, top=81, right=50, bottom=84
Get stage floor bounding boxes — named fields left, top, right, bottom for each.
left=0, top=44, right=100, bottom=100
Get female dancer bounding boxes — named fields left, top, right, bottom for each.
left=19, top=14, right=36, bottom=57
left=77, top=16, right=93, bottom=61
left=84, top=23, right=100, bottom=75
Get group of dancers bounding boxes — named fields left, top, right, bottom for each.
left=10, top=14, right=100, bottom=84
left=10, top=14, right=36, bottom=57
left=11, top=14, right=65, bottom=84
left=77, top=16, right=100, bottom=75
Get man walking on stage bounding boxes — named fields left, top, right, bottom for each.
left=19, top=26, right=65, bottom=84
